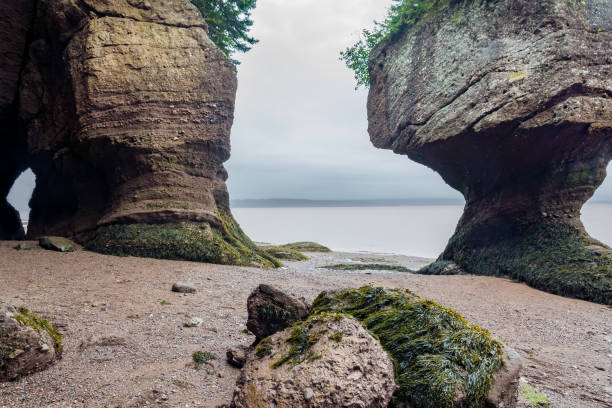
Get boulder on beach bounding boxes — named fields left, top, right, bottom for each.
left=0, top=0, right=278, bottom=267
left=0, top=304, right=62, bottom=381
left=367, top=0, right=612, bottom=304
left=39, top=236, right=76, bottom=253
left=311, top=287, right=521, bottom=407
left=231, top=313, right=396, bottom=408
left=246, top=284, right=310, bottom=342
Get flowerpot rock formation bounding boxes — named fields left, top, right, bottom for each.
left=367, top=0, right=612, bottom=304
left=0, top=0, right=277, bottom=267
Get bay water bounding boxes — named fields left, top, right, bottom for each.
left=233, top=204, right=612, bottom=258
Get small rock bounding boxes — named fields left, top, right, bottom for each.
left=304, top=387, right=314, bottom=400
left=226, top=346, right=249, bottom=368
left=246, top=284, right=309, bottom=342
left=172, top=281, right=196, bottom=294
left=13, top=243, right=31, bottom=251
left=39, top=236, right=76, bottom=252
left=184, top=317, right=203, bottom=328
left=40, top=343, right=50, bottom=353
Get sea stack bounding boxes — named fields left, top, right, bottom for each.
left=0, top=0, right=277, bottom=267
left=367, top=0, right=612, bottom=304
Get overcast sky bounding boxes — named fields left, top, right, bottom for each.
left=224, top=0, right=612, bottom=202
left=7, top=0, right=612, bottom=210
left=224, top=0, right=466, bottom=201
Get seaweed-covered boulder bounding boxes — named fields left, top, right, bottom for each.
left=311, top=287, right=520, bottom=408
left=0, top=304, right=62, bottom=381
left=39, top=236, right=76, bottom=253
left=246, top=284, right=309, bottom=342
left=367, top=0, right=612, bottom=304
left=0, top=0, right=277, bottom=267
left=231, top=313, right=396, bottom=408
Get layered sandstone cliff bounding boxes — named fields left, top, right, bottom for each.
left=368, top=0, right=612, bottom=304
left=0, top=0, right=277, bottom=267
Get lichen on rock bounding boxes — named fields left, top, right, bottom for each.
left=367, top=0, right=612, bottom=304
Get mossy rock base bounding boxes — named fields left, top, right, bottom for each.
left=280, top=242, right=331, bottom=252
left=260, top=246, right=309, bottom=261
left=310, top=287, right=504, bottom=408
left=80, top=212, right=282, bottom=268
left=319, top=263, right=413, bottom=272
left=420, top=222, right=612, bottom=305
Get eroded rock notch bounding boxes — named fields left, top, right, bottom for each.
left=367, top=0, right=612, bottom=304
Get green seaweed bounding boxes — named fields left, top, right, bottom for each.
left=255, top=337, right=273, bottom=358
left=271, top=312, right=343, bottom=369
left=311, top=287, right=504, bottom=408
left=280, top=242, right=331, bottom=252
left=260, top=246, right=309, bottom=261
left=421, top=222, right=612, bottom=305
left=319, top=263, right=413, bottom=272
left=518, top=381, right=551, bottom=408
left=80, top=211, right=282, bottom=268
left=12, top=307, right=63, bottom=354
left=193, top=350, right=216, bottom=369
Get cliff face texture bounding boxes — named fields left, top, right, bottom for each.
left=368, top=0, right=612, bottom=304
left=0, top=0, right=277, bottom=267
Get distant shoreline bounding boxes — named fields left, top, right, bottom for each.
left=231, top=198, right=465, bottom=208
left=231, top=198, right=612, bottom=208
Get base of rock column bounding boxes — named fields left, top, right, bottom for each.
left=420, top=222, right=612, bottom=305
left=78, top=211, right=282, bottom=268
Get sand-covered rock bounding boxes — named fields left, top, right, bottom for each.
left=231, top=313, right=396, bottom=408
left=246, top=284, right=309, bottom=342
left=0, top=304, right=62, bottom=381
left=368, top=0, right=612, bottom=304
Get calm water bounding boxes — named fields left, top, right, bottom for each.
left=233, top=204, right=612, bottom=258
left=18, top=204, right=610, bottom=258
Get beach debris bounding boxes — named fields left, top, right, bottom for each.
left=39, top=236, right=76, bottom=252
left=183, top=317, right=203, bottom=328
left=13, top=243, right=31, bottom=251
left=231, top=313, right=395, bottom=408
left=172, top=281, right=196, bottom=294
left=246, top=284, right=309, bottom=342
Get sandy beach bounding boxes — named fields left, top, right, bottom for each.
left=0, top=241, right=610, bottom=408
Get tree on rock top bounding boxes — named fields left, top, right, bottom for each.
left=191, top=0, right=258, bottom=63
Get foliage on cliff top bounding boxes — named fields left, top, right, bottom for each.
left=341, top=0, right=457, bottom=88
left=311, top=287, right=504, bottom=408
left=190, top=0, right=258, bottom=63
